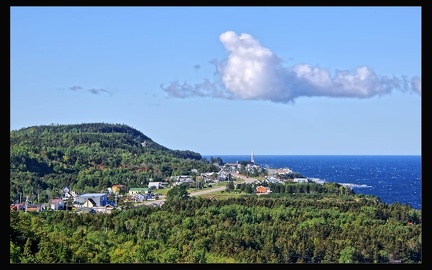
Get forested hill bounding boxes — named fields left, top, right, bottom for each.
left=10, top=123, right=218, bottom=203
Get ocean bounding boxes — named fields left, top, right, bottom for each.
left=203, top=155, right=422, bottom=210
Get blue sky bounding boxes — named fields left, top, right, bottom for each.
left=10, top=6, right=421, bottom=155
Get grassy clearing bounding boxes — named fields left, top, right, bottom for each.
left=154, top=181, right=246, bottom=199
left=155, top=184, right=222, bottom=195
left=198, top=190, right=253, bottom=200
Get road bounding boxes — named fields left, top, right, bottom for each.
left=138, top=173, right=258, bottom=206
left=231, top=173, right=258, bottom=184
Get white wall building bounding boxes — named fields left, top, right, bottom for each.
left=148, top=182, right=163, bottom=189
left=293, top=178, right=309, bottom=183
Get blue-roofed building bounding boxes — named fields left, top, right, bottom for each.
left=74, top=193, right=108, bottom=207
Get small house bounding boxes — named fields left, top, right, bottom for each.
left=148, top=182, right=163, bottom=189
left=50, top=198, right=65, bottom=210
left=293, top=178, right=309, bottom=183
left=129, top=187, right=151, bottom=195
left=25, top=204, right=42, bottom=212
left=256, top=186, right=271, bottom=194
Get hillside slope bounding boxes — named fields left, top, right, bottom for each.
left=10, top=123, right=217, bottom=203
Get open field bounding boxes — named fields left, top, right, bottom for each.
left=139, top=176, right=259, bottom=205
left=196, top=190, right=254, bottom=200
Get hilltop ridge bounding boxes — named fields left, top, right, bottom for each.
left=10, top=122, right=217, bottom=203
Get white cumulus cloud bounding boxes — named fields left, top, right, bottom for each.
left=161, top=30, right=421, bottom=103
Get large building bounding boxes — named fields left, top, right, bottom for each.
left=74, top=193, right=108, bottom=207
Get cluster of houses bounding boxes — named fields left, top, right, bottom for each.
left=11, top=152, right=326, bottom=213
left=10, top=192, right=115, bottom=214
left=10, top=181, right=169, bottom=214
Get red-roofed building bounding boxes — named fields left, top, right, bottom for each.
left=256, top=186, right=271, bottom=194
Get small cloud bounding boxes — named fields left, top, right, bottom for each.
left=60, top=86, right=116, bottom=96
left=410, top=76, right=421, bottom=95
left=161, top=30, right=421, bottom=103
left=87, top=88, right=115, bottom=96
left=69, top=86, right=83, bottom=91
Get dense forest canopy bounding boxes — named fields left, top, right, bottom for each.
left=10, top=196, right=421, bottom=263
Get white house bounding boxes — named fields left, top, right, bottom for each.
left=129, top=188, right=151, bottom=195
left=148, top=182, right=163, bottom=189
left=50, top=198, right=65, bottom=210
left=293, top=178, right=309, bottom=183
left=265, top=176, right=281, bottom=184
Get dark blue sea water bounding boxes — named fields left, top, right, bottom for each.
left=203, top=155, right=422, bottom=210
